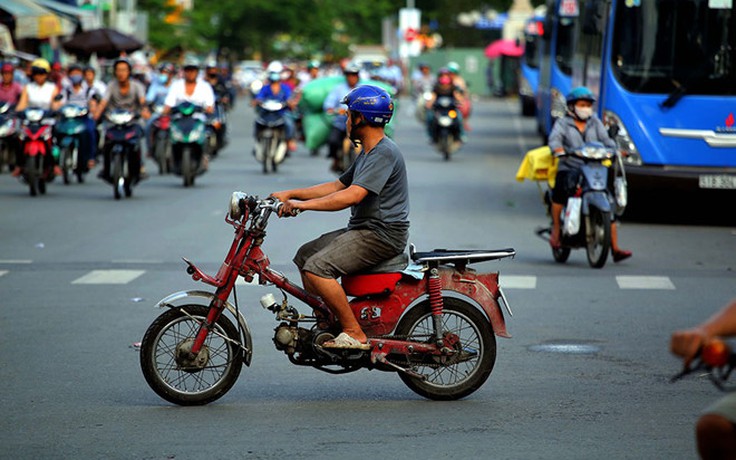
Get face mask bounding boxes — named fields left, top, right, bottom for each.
left=574, top=106, right=593, bottom=120
left=70, top=75, right=83, bottom=85
left=158, top=74, right=168, bottom=84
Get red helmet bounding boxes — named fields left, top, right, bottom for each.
left=1, top=62, right=14, bottom=73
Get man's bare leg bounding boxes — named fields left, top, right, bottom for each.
left=303, top=271, right=367, bottom=343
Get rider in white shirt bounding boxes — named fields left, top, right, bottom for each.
left=163, top=61, right=215, bottom=114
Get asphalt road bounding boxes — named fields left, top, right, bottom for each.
left=1, top=93, right=734, bottom=460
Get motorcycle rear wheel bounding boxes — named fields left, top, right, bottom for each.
left=586, top=209, right=611, bottom=269
left=394, top=298, right=496, bottom=400
left=140, top=305, right=244, bottom=406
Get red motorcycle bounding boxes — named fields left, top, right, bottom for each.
left=17, top=107, right=56, bottom=196
left=139, top=192, right=516, bottom=405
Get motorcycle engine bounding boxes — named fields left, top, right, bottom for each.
left=273, top=323, right=311, bottom=355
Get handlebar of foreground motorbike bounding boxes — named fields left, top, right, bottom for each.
left=671, top=340, right=736, bottom=392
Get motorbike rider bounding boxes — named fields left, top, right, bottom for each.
left=548, top=86, right=632, bottom=262
left=447, top=62, right=471, bottom=131
left=272, top=85, right=408, bottom=350
left=13, top=58, right=62, bottom=177
left=424, top=67, right=466, bottom=142
left=94, top=57, right=150, bottom=182
left=60, top=63, right=98, bottom=171
left=144, top=62, right=175, bottom=155
left=0, top=61, right=22, bottom=171
left=163, top=60, right=215, bottom=115
left=671, top=298, right=736, bottom=460
left=204, top=62, right=231, bottom=109
left=252, top=70, right=297, bottom=152
left=410, top=62, right=434, bottom=97
left=323, top=64, right=361, bottom=172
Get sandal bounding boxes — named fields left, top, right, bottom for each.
left=613, top=250, right=632, bottom=263
left=322, top=332, right=371, bottom=350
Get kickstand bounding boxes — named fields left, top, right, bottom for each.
left=373, top=353, right=426, bottom=380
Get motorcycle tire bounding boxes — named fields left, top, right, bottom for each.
left=139, top=305, right=244, bottom=406
left=112, top=154, right=123, bottom=200
left=182, top=146, right=193, bottom=187
left=262, top=139, right=272, bottom=174
left=586, top=209, right=611, bottom=269
left=552, top=246, right=571, bottom=263
left=60, top=147, right=71, bottom=185
left=155, top=136, right=168, bottom=175
left=439, top=133, right=451, bottom=161
left=38, top=177, right=46, bottom=195
left=26, top=156, right=38, bottom=197
left=394, top=297, right=496, bottom=401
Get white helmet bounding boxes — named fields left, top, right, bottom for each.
left=266, top=60, right=284, bottom=73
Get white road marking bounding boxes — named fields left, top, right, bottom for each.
left=111, top=259, right=164, bottom=264
left=72, top=270, right=146, bottom=285
left=500, top=275, right=537, bottom=289
left=0, top=270, right=7, bottom=278
left=0, top=260, right=32, bottom=264
left=616, top=276, right=675, bottom=290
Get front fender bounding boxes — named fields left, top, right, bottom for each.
left=582, top=191, right=611, bottom=215
left=155, top=290, right=253, bottom=366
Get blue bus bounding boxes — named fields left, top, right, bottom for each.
left=519, top=15, right=544, bottom=117
left=574, top=0, right=736, bottom=191
left=536, top=0, right=579, bottom=141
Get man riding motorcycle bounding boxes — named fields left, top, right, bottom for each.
left=0, top=61, right=22, bottom=172
left=94, top=57, right=150, bottom=182
left=252, top=71, right=297, bottom=152
left=13, top=58, right=62, bottom=178
left=424, top=67, right=466, bottom=143
left=323, top=64, right=361, bottom=172
left=547, top=86, right=631, bottom=262
left=163, top=60, right=215, bottom=116
left=145, top=62, right=175, bottom=157
left=272, top=85, right=408, bottom=350
left=58, top=63, right=98, bottom=172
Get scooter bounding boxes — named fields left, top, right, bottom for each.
left=430, top=96, right=462, bottom=160
left=139, top=193, right=516, bottom=405
left=254, top=99, right=288, bottom=174
left=54, top=103, right=89, bottom=184
left=537, top=142, right=627, bottom=268
left=169, top=102, right=209, bottom=187
left=102, top=109, right=141, bottom=200
left=149, top=103, right=171, bottom=175
left=17, top=107, right=56, bottom=196
left=0, top=102, right=17, bottom=173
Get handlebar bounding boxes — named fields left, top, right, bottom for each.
left=671, top=341, right=736, bottom=392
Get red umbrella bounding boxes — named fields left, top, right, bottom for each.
left=484, top=39, right=523, bottom=59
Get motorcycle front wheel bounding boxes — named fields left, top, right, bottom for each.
left=586, top=209, right=611, bottom=269
left=140, top=305, right=244, bottom=406
left=112, top=154, right=123, bottom=200
left=26, top=156, right=38, bottom=196
left=60, top=146, right=71, bottom=185
left=394, top=298, right=496, bottom=400
left=182, top=146, right=194, bottom=187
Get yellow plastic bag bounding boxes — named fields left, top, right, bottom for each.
left=515, top=146, right=558, bottom=188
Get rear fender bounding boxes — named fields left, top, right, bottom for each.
left=25, top=141, right=46, bottom=157
left=155, top=290, right=253, bottom=366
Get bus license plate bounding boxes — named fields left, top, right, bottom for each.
left=699, top=175, right=736, bottom=189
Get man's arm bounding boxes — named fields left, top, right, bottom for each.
left=671, top=299, right=736, bottom=367
left=272, top=179, right=345, bottom=203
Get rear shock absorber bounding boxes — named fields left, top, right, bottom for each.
left=428, top=267, right=445, bottom=344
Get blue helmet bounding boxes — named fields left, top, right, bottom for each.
left=341, top=85, right=394, bottom=126
left=566, top=86, right=596, bottom=104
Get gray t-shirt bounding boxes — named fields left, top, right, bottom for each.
left=103, top=79, right=146, bottom=113
left=339, top=137, right=410, bottom=252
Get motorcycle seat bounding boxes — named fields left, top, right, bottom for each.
left=410, top=245, right=516, bottom=265
left=358, top=252, right=409, bottom=274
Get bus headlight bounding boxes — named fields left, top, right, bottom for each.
left=603, top=110, right=642, bottom=166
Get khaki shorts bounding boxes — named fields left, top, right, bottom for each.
left=703, top=392, right=736, bottom=423
left=294, top=228, right=400, bottom=279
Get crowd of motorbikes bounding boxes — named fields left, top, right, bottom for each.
left=0, top=84, right=230, bottom=199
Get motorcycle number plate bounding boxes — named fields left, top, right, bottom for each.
left=699, top=174, right=736, bottom=190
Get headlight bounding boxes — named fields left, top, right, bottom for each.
left=189, top=123, right=205, bottom=142
left=603, top=110, right=642, bottom=166
left=260, top=100, right=284, bottom=111
left=229, top=191, right=248, bottom=220
left=170, top=125, right=184, bottom=142
left=25, top=108, right=44, bottom=123
left=62, top=104, right=87, bottom=118
left=107, top=111, right=134, bottom=125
